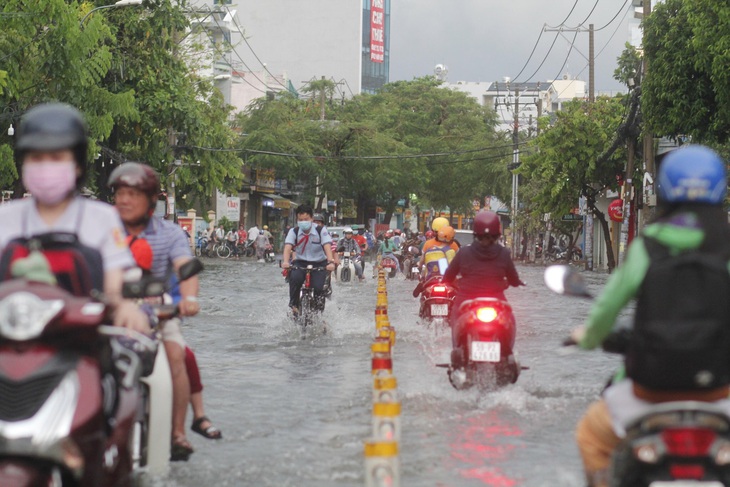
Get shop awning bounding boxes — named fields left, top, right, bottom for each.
left=268, top=194, right=296, bottom=209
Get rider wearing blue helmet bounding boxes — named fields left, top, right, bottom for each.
left=569, top=145, right=730, bottom=486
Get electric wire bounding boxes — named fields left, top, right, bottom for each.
left=595, top=0, right=631, bottom=31
left=511, top=0, right=580, bottom=81
left=222, top=5, right=290, bottom=91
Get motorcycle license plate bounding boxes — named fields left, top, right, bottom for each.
left=431, top=304, right=449, bottom=316
left=470, top=341, right=500, bottom=362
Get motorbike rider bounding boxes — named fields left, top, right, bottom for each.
left=0, top=102, right=148, bottom=333
left=376, top=229, right=400, bottom=274
left=282, top=205, right=336, bottom=315
left=412, top=228, right=458, bottom=297
left=109, top=162, right=201, bottom=461
left=337, top=227, right=365, bottom=282
left=569, top=145, right=730, bottom=487
left=127, top=235, right=222, bottom=443
left=441, top=211, right=523, bottom=345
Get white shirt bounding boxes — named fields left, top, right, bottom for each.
left=0, top=196, right=133, bottom=272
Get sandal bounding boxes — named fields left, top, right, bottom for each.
left=191, top=416, right=222, bottom=440
left=170, top=437, right=194, bottom=462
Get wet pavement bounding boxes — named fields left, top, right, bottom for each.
left=149, top=257, right=619, bottom=486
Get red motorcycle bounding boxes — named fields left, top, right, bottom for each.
left=448, top=297, right=522, bottom=390
left=0, top=278, right=151, bottom=486
left=418, top=276, right=456, bottom=324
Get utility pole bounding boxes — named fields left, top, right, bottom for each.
left=510, top=89, right=520, bottom=256
left=545, top=23, right=596, bottom=270
left=641, top=1, right=654, bottom=232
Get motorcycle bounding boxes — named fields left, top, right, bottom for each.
left=123, top=258, right=204, bottom=474
left=337, top=251, right=356, bottom=283
left=445, top=259, right=523, bottom=390
left=403, top=246, right=422, bottom=281
left=418, top=276, right=455, bottom=325
left=264, top=243, right=276, bottom=263
left=380, top=253, right=399, bottom=279
left=194, top=234, right=209, bottom=257
left=545, top=264, right=730, bottom=486
left=0, top=281, right=150, bottom=486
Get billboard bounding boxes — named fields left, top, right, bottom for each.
left=370, top=0, right=385, bottom=63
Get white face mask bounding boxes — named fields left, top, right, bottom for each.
left=22, top=161, right=77, bottom=205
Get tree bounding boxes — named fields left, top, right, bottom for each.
left=519, top=97, right=627, bottom=271
left=643, top=0, right=730, bottom=143
left=0, top=0, right=136, bottom=195
left=92, top=0, right=243, bottom=205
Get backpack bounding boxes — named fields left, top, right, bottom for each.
left=0, top=232, right=105, bottom=297
left=626, top=237, right=730, bottom=390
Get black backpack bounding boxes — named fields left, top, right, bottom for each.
left=626, top=237, right=730, bottom=390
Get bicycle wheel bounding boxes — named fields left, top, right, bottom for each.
left=299, top=293, right=312, bottom=329
left=217, top=243, right=231, bottom=259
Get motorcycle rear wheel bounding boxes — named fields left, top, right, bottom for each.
left=341, top=267, right=351, bottom=282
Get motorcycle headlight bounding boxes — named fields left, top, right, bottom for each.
left=0, top=292, right=64, bottom=340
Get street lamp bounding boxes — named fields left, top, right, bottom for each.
left=79, top=0, right=143, bottom=27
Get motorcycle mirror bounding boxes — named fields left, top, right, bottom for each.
left=438, top=257, right=449, bottom=275
left=544, top=265, right=592, bottom=298
left=178, top=258, right=204, bottom=282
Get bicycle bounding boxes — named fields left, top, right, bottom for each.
left=194, top=236, right=209, bottom=257
left=288, top=265, right=327, bottom=330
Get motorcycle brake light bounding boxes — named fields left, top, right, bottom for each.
left=662, top=428, right=716, bottom=456
left=669, top=463, right=705, bottom=480
left=475, top=307, right=498, bottom=323
left=432, top=286, right=447, bottom=293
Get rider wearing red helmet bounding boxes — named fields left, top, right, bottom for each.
left=442, top=210, right=523, bottom=320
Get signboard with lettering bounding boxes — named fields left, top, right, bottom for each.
left=370, top=0, right=385, bottom=63
left=226, top=197, right=240, bottom=222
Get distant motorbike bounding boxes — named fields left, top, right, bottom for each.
left=545, top=264, right=730, bottom=486
left=403, top=246, right=421, bottom=281
left=380, top=253, right=399, bottom=278
left=264, top=244, right=276, bottom=263
left=194, top=234, right=209, bottom=257
left=418, top=276, right=455, bottom=325
left=337, top=251, right=357, bottom=282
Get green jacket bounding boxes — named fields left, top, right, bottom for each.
left=580, top=213, right=718, bottom=350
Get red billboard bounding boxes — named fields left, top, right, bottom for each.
left=370, top=0, right=385, bottom=63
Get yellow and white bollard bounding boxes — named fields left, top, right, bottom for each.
left=372, top=401, right=401, bottom=441
left=377, top=325, right=396, bottom=347
left=364, top=439, right=400, bottom=487
left=373, top=374, right=398, bottom=404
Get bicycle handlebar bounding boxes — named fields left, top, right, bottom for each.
left=289, top=265, right=328, bottom=272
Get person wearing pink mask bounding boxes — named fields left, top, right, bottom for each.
left=0, top=102, right=148, bottom=332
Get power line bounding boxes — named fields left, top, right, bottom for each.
left=595, top=0, right=631, bottom=31
left=511, top=0, right=580, bottom=81
left=548, top=31, right=579, bottom=90
left=222, top=5, right=290, bottom=91
left=177, top=139, right=533, bottom=160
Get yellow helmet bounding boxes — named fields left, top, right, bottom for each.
left=263, top=225, right=269, bottom=230
left=431, top=217, right=449, bottom=232
left=437, top=225, right=455, bottom=243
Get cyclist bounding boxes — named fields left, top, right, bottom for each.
left=282, top=205, right=336, bottom=315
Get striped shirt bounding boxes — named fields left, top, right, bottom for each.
left=138, top=217, right=191, bottom=279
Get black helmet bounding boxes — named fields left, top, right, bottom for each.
left=15, top=103, right=89, bottom=185
left=313, top=213, right=325, bottom=224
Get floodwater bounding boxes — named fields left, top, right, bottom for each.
left=151, top=257, right=618, bottom=486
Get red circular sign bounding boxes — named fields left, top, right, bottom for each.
left=608, top=199, right=624, bottom=223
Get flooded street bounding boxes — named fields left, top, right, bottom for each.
left=157, top=258, right=620, bottom=486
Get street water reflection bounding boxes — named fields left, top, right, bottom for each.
left=147, top=258, right=617, bottom=486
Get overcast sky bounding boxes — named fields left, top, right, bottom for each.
left=389, top=0, right=635, bottom=93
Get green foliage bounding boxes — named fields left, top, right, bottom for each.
left=519, top=97, right=626, bottom=226
left=236, top=77, right=509, bottom=218
left=217, top=216, right=235, bottom=232
left=643, top=0, right=730, bottom=143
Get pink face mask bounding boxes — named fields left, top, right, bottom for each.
left=22, top=161, right=77, bottom=205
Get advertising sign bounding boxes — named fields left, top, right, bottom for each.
left=226, top=197, right=240, bottom=222
left=608, top=199, right=624, bottom=223
left=370, top=0, right=385, bottom=63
